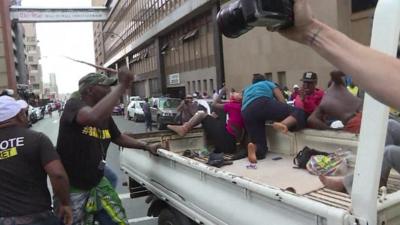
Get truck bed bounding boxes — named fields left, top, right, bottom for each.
left=193, top=152, right=353, bottom=211
left=123, top=128, right=400, bottom=224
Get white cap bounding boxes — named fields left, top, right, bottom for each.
left=0, top=96, right=28, bottom=123
left=293, top=84, right=299, bottom=89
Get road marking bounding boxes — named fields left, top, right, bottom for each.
left=53, top=120, right=58, bottom=123
left=119, top=193, right=131, bottom=199
left=128, top=217, right=154, bottom=223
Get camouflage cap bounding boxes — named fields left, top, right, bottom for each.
left=78, top=73, right=117, bottom=92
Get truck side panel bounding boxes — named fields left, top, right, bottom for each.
left=121, top=149, right=348, bottom=225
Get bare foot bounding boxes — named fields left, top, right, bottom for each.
left=247, top=142, right=257, bottom=163
left=319, top=175, right=345, bottom=192
left=273, top=122, right=288, bottom=134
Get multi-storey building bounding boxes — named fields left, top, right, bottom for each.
left=0, top=0, right=25, bottom=92
left=94, top=0, right=224, bottom=99
left=94, top=0, right=379, bottom=97
left=223, top=0, right=379, bottom=91
left=23, top=23, right=43, bottom=98
left=48, top=72, right=58, bottom=99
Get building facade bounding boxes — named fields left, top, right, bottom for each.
left=0, top=0, right=18, bottom=91
left=94, top=0, right=224, bottom=99
left=23, top=23, right=43, bottom=97
left=94, top=0, right=379, bottom=98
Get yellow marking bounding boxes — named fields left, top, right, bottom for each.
left=82, top=126, right=111, bottom=140
left=0, top=147, right=18, bottom=160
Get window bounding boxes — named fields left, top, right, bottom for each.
left=203, top=80, right=207, bottom=94
left=265, top=72, right=273, bottom=81
left=352, top=0, right=378, bottom=13
left=187, top=81, right=191, bottom=94
left=197, top=80, right=201, bottom=92
left=192, top=81, right=196, bottom=92
left=28, top=56, right=34, bottom=62
left=277, top=71, right=287, bottom=87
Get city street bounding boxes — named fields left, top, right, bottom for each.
left=32, top=112, right=158, bottom=225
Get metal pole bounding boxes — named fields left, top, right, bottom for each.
left=351, top=0, right=400, bottom=224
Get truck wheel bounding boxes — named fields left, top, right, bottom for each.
left=158, top=207, right=193, bottom=225
left=127, top=114, right=132, bottom=120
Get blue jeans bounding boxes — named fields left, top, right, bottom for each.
left=104, top=165, right=118, bottom=188
left=95, top=209, right=118, bottom=225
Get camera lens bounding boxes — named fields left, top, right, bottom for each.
left=217, top=1, right=253, bottom=38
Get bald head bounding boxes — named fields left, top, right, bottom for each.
left=330, top=70, right=346, bottom=86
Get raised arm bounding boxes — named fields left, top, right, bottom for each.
left=280, top=0, right=400, bottom=109
left=212, top=87, right=226, bottom=111
left=76, top=68, right=133, bottom=126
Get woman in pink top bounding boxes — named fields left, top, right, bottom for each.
left=168, top=88, right=244, bottom=156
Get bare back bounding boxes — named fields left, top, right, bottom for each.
left=318, top=85, right=362, bottom=123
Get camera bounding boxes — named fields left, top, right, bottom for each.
left=217, top=0, right=294, bottom=38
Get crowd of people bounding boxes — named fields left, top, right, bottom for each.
left=1, top=0, right=400, bottom=224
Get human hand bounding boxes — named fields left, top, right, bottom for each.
left=58, top=205, right=73, bottom=225
left=117, top=67, right=134, bottom=88
left=279, top=0, right=316, bottom=45
left=146, top=143, right=161, bottom=155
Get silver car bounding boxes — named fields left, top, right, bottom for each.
left=150, top=97, right=181, bottom=130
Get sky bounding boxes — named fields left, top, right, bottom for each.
left=21, top=0, right=96, bottom=94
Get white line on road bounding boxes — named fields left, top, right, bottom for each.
left=52, top=120, right=59, bottom=123
left=128, top=217, right=155, bottom=224
left=119, top=193, right=131, bottom=199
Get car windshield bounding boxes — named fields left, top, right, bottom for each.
left=160, top=99, right=180, bottom=109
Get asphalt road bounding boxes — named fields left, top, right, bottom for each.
left=31, top=112, right=158, bottom=225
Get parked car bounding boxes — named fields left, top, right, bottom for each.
left=127, top=100, right=145, bottom=122
left=28, top=105, right=44, bottom=123
left=150, top=97, right=181, bottom=130
left=112, top=104, right=124, bottom=115
left=129, top=96, right=141, bottom=102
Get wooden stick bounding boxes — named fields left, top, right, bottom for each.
left=63, top=56, right=118, bottom=73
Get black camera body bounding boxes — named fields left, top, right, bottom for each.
left=217, top=0, right=294, bottom=38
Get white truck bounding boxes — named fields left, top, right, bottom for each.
left=120, top=0, right=400, bottom=224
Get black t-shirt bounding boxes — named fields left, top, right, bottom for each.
left=0, top=126, right=59, bottom=217
left=56, top=98, right=121, bottom=190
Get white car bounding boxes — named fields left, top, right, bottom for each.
left=127, top=100, right=145, bottom=122
left=129, top=96, right=141, bottom=102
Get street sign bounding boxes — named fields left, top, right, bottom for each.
left=168, top=73, right=180, bottom=85
left=10, top=6, right=109, bottom=22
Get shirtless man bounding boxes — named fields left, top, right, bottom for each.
left=307, top=70, right=363, bottom=133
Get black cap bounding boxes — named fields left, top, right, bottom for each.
left=301, top=72, right=318, bottom=82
